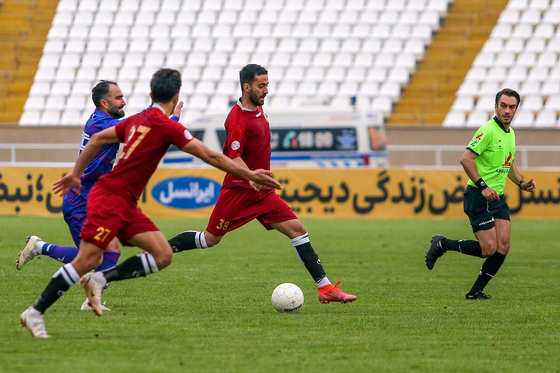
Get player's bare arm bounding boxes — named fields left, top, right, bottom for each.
left=460, top=149, right=499, bottom=200
left=53, top=127, right=121, bottom=196
left=181, top=138, right=281, bottom=189
left=508, top=160, right=536, bottom=192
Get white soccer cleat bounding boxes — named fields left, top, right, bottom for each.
left=81, top=272, right=107, bottom=316
left=20, top=307, right=50, bottom=338
left=17, top=236, right=43, bottom=270
left=81, top=298, right=111, bottom=312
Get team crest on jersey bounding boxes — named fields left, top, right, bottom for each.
left=231, top=140, right=240, bottom=150
left=184, top=129, right=193, bottom=140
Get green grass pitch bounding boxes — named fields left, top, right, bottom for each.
left=0, top=216, right=559, bottom=373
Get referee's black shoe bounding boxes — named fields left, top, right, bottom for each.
left=466, top=291, right=492, bottom=300
left=425, top=235, right=446, bottom=270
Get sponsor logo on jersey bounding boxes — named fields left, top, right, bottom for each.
left=152, top=176, right=221, bottom=209
left=502, top=152, right=513, bottom=167
left=231, top=140, right=240, bottom=150
left=469, top=132, right=483, bottom=148
left=184, top=129, right=193, bottom=140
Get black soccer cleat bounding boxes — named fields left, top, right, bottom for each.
left=466, top=291, right=492, bottom=300
left=425, top=235, right=446, bottom=270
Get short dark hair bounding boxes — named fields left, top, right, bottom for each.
left=239, top=64, right=268, bottom=90
left=151, top=69, right=182, bottom=103
left=92, top=80, right=118, bottom=109
left=495, top=88, right=520, bottom=108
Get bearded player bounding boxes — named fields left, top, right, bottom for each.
left=168, top=64, right=357, bottom=304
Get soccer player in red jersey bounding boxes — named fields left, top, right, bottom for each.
left=19, top=69, right=281, bottom=338
left=168, top=64, right=357, bottom=305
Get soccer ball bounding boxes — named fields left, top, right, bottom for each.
left=271, top=283, right=304, bottom=313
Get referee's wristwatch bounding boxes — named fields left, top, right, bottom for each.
left=519, top=179, right=526, bottom=189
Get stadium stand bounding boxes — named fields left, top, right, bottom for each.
left=445, top=0, right=560, bottom=127
left=17, top=0, right=455, bottom=126
left=0, top=0, right=58, bottom=125
left=388, top=0, right=510, bottom=125
left=4, top=0, right=560, bottom=129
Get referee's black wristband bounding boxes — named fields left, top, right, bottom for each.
left=474, top=178, right=488, bottom=191
left=519, top=179, right=526, bottom=189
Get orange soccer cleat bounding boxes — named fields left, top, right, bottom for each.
left=318, top=281, right=357, bottom=304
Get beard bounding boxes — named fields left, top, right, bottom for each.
left=108, top=106, right=125, bottom=119
left=248, top=90, right=264, bottom=107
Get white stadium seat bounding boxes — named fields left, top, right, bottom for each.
left=24, top=96, right=46, bottom=111
left=29, top=82, right=51, bottom=97
left=19, top=111, right=42, bottom=125
left=506, top=66, right=528, bottom=82
left=486, top=67, right=507, bottom=82
left=521, top=95, right=543, bottom=111
left=372, top=96, right=393, bottom=114
left=443, top=111, right=466, bottom=127
left=544, top=95, right=560, bottom=111
left=451, top=96, right=475, bottom=112
left=57, top=0, right=77, bottom=13
left=65, top=95, right=87, bottom=111
left=39, top=110, right=61, bottom=125
left=60, top=110, right=83, bottom=125
left=519, top=80, right=541, bottom=96
left=534, top=111, right=558, bottom=127
left=541, top=81, right=560, bottom=96
left=534, top=23, right=555, bottom=38
left=466, top=111, right=489, bottom=127
left=511, top=110, right=534, bottom=127
left=51, top=82, right=71, bottom=96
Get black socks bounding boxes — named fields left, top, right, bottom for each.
left=168, top=231, right=207, bottom=253
left=468, top=252, right=507, bottom=295
left=291, top=234, right=326, bottom=284
left=103, top=253, right=159, bottom=282
left=33, top=264, right=80, bottom=313
left=441, top=238, right=484, bottom=258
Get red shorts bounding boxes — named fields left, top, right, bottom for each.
left=206, top=187, right=297, bottom=236
left=81, top=183, right=159, bottom=249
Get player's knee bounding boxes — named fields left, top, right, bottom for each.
left=497, top=241, right=510, bottom=255
left=480, top=242, right=498, bottom=257
left=284, top=220, right=307, bottom=237
left=155, top=249, right=173, bottom=269
left=294, top=223, right=307, bottom=237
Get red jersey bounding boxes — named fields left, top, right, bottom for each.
left=222, top=101, right=271, bottom=189
left=99, top=107, right=193, bottom=202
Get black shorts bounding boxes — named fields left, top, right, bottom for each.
left=463, top=185, right=510, bottom=233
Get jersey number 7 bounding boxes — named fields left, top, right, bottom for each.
left=122, top=125, right=151, bottom=160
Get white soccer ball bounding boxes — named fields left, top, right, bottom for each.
left=271, top=283, right=304, bottom=313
